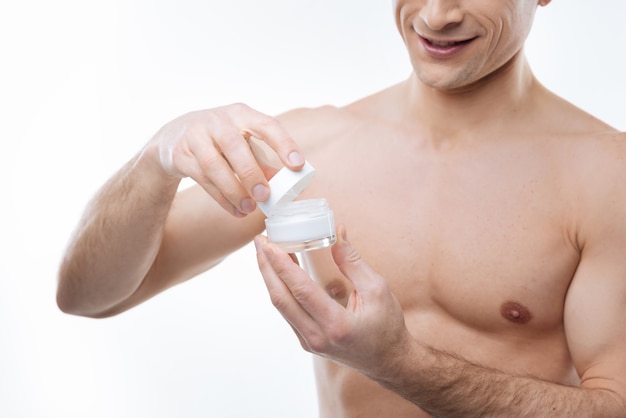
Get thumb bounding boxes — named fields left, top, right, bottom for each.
left=331, top=225, right=384, bottom=293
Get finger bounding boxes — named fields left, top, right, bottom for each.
left=255, top=236, right=342, bottom=325
left=331, top=225, right=385, bottom=295
left=188, top=134, right=256, bottom=214
left=175, top=154, right=246, bottom=217
left=231, top=104, right=305, bottom=170
left=266, top=240, right=342, bottom=324
left=254, top=236, right=323, bottom=338
left=248, top=136, right=282, bottom=175
left=197, top=179, right=246, bottom=218
left=213, top=127, right=271, bottom=204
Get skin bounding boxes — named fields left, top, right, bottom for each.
left=58, top=0, right=626, bottom=416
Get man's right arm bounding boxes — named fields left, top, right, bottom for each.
left=57, top=103, right=305, bottom=318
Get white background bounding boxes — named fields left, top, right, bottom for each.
left=1, top=1, right=625, bottom=417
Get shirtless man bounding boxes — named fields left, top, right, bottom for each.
left=58, top=0, right=626, bottom=416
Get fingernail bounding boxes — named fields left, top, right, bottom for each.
left=241, top=198, right=256, bottom=213
left=340, top=226, right=349, bottom=244
left=258, top=240, right=274, bottom=261
left=252, top=184, right=269, bottom=201
left=288, top=151, right=304, bottom=166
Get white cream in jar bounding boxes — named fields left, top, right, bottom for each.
left=257, top=162, right=336, bottom=252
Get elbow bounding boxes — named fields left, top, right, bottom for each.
left=56, top=263, right=85, bottom=316
left=56, top=288, right=116, bottom=319
left=55, top=284, right=84, bottom=317
left=56, top=267, right=80, bottom=315
left=55, top=281, right=91, bottom=318
left=56, top=269, right=114, bottom=319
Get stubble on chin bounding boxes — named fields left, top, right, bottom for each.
left=413, top=64, right=475, bottom=92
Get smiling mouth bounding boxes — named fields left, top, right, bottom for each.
left=424, top=37, right=476, bottom=48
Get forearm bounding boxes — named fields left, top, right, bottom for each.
left=57, top=147, right=180, bottom=317
left=379, top=343, right=625, bottom=417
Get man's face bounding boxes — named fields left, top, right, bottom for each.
left=393, top=0, right=547, bottom=91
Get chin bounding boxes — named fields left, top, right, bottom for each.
left=415, top=70, right=470, bottom=91
left=412, top=60, right=484, bottom=92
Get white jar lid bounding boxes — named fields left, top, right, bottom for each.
left=257, top=161, right=316, bottom=216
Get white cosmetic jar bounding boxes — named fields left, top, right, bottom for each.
left=257, top=161, right=337, bottom=252
left=265, top=198, right=336, bottom=252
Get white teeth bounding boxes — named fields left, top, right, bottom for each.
left=430, top=40, right=458, bottom=47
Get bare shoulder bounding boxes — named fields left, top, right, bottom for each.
left=275, top=82, right=403, bottom=152
left=560, top=129, right=626, bottom=246
left=542, top=89, right=626, bottom=181
left=566, top=130, right=626, bottom=180
left=276, top=105, right=361, bottom=153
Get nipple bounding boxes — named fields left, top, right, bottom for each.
left=325, top=279, right=350, bottom=307
left=500, top=301, right=532, bottom=324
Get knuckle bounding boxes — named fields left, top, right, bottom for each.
left=237, top=164, right=260, bottom=184
left=256, top=113, right=276, bottom=128
left=205, top=108, right=223, bottom=123
left=343, top=247, right=363, bottom=265
left=306, top=334, right=329, bottom=354
left=193, top=169, right=211, bottom=187
left=216, top=132, right=246, bottom=155
left=289, top=283, right=313, bottom=305
left=179, top=113, right=207, bottom=135
left=228, top=102, right=251, bottom=114
left=206, top=116, right=226, bottom=134
left=196, top=149, right=223, bottom=171
left=326, top=322, right=350, bottom=345
left=268, top=290, right=288, bottom=311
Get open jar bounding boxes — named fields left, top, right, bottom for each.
left=257, top=162, right=336, bottom=253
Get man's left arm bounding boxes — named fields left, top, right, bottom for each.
left=254, top=224, right=626, bottom=417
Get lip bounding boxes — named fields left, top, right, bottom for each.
left=417, top=34, right=476, bottom=58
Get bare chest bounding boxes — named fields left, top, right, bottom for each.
left=302, top=137, right=580, bottom=337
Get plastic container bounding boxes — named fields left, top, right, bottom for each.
left=257, top=162, right=336, bottom=252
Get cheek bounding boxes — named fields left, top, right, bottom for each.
left=498, top=2, right=537, bottom=52
left=481, top=16, right=526, bottom=69
left=483, top=15, right=506, bottom=51
left=393, top=4, right=414, bottom=44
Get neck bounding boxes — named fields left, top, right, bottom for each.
left=401, top=52, right=539, bottom=145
